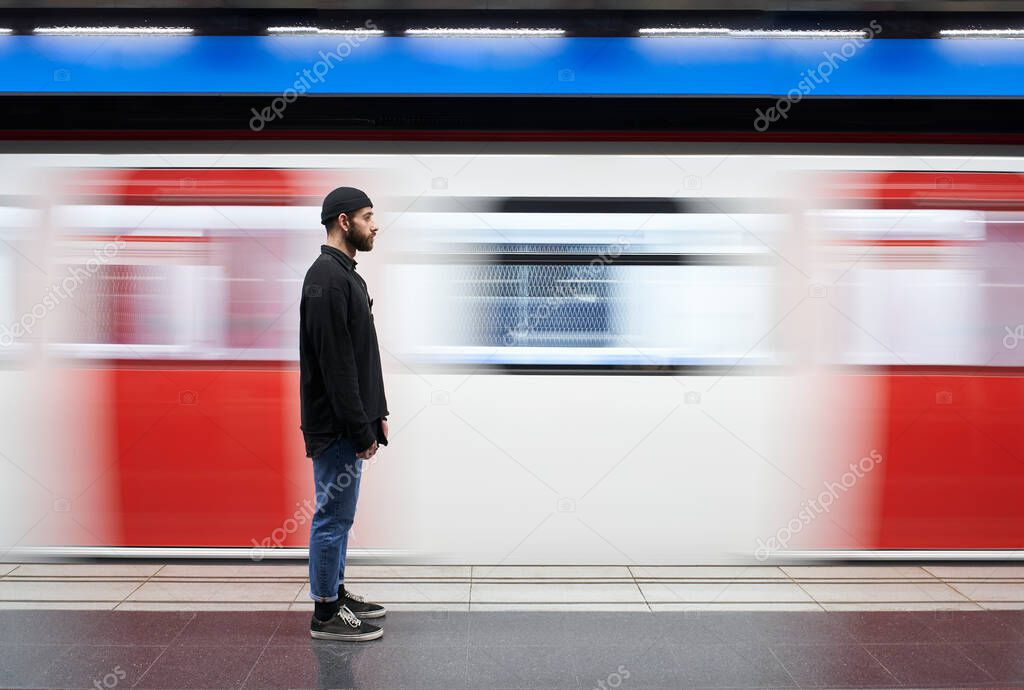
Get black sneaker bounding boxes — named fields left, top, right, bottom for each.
left=341, top=586, right=387, bottom=619
left=310, top=605, right=383, bottom=641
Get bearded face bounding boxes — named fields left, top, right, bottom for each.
left=342, top=207, right=377, bottom=252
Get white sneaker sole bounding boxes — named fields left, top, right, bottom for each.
left=354, top=608, right=386, bottom=619
left=310, top=627, right=383, bottom=642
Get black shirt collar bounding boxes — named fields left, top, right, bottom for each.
left=321, top=244, right=357, bottom=269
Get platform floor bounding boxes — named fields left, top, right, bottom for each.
left=2, top=563, right=1023, bottom=611
left=2, top=564, right=1024, bottom=688
left=5, top=608, right=1024, bottom=688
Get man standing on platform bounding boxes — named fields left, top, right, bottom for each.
left=299, top=186, right=389, bottom=641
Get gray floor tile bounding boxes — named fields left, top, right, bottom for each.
left=267, top=610, right=320, bottom=646
left=0, top=610, right=195, bottom=646
left=572, top=643, right=688, bottom=690
left=918, top=610, right=1024, bottom=643
left=35, top=644, right=164, bottom=689
left=134, top=645, right=264, bottom=688
left=662, top=642, right=797, bottom=688
left=770, top=643, right=898, bottom=688
left=653, top=612, right=764, bottom=645
left=335, top=644, right=470, bottom=689
left=985, top=610, right=1024, bottom=635
left=748, top=611, right=856, bottom=644
left=468, top=611, right=571, bottom=647
left=0, top=612, right=67, bottom=643
left=377, top=611, right=471, bottom=647
left=562, top=611, right=663, bottom=647
left=864, top=642, right=995, bottom=686
left=957, top=642, right=1024, bottom=683
left=243, top=644, right=379, bottom=689
left=82, top=611, right=197, bottom=646
left=833, top=610, right=943, bottom=643
left=172, top=611, right=285, bottom=647
left=0, top=644, right=71, bottom=688
left=3, top=607, right=1023, bottom=689
left=468, top=645, right=579, bottom=689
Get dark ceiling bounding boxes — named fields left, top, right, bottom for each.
left=3, top=0, right=1024, bottom=9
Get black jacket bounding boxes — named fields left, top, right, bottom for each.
left=299, top=244, right=389, bottom=457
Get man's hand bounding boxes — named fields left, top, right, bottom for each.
left=356, top=441, right=378, bottom=460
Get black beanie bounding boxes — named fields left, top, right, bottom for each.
left=321, top=187, right=373, bottom=226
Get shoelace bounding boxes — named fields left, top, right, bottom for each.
left=338, top=605, right=361, bottom=629
left=345, top=590, right=366, bottom=603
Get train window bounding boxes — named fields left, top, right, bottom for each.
left=38, top=201, right=322, bottom=362
left=0, top=207, right=42, bottom=356
left=385, top=209, right=780, bottom=368
left=809, top=206, right=995, bottom=367
left=0, top=211, right=26, bottom=348
left=453, top=263, right=618, bottom=349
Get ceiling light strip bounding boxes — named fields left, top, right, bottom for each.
left=34, top=26, right=194, bottom=35
left=405, top=27, right=565, bottom=37
left=639, top=28, right=868, bottom=39
left=939, top=28, right=1024, bottom=38
left=638, top=28, right=729, bottom=36
left=267, top=26, right=385, bottom=35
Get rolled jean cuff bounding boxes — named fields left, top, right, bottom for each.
left=309, top=592, right=339, bottom=603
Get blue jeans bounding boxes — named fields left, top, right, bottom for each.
left=308, top=436, right=363, bottom=602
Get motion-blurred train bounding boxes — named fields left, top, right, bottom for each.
left=1, top=150, right=1022, bottom=562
